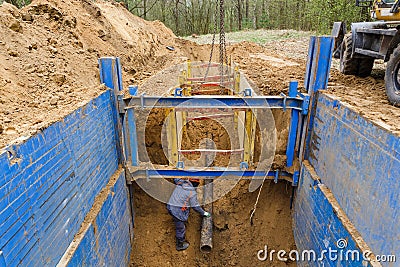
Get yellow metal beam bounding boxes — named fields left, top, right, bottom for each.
left=234, top=65, right=240, bottom=131
left=250, top=110, right=257, bottom=163
left=185, top=60, right=192, bottom=96
left=181, top=111, right=188, bottom=141
left=243, top=110, right=253, bottom=164
left=165, top=108, right=179, bottom=166
left=179, top=70, right=186, bottom=87
left=180, top=60, right=192, bottom=139
left=234, top=66, right=240, bottom=93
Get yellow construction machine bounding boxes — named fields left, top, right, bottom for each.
left=332, top=0, right=400, bottom=106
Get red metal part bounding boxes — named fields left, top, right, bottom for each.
left=179, top=149, right=244, bottom=155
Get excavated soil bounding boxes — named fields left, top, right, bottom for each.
left=1, top=0, right=399, bottom=266
left=0, top=0, right=180, bottom=147
left=327, top=67, right=400, bottom=135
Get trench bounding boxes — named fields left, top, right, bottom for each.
left=130, top=104, right=296, bottom=266
left=131, top=179, right=295, bottom=266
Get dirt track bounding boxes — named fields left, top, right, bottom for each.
left=1, top=1, right=399, bottom=266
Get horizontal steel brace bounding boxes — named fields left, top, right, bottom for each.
left=128, top=168, right=293, bottom=181
left=125, top=95, right=306, bottom=110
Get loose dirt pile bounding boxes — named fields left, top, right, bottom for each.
left=0, top=0, right=180, bottom=148
left=327, top=68, right=400, bottom=135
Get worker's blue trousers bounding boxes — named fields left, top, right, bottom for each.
left=173, top=216, right=186, bottom=241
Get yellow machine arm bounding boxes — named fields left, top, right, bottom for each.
left=372, top=0, right=400, bottom=20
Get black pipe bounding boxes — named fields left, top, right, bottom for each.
left=200, top=134, right=214, bottom=253
left=200, top=178, right=213, bottom=253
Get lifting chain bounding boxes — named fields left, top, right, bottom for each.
left=203, top=0, right=228, bottom=85
left=219, top=0, right=228, bottom=84
left=203, top=0, right=219, bottom=81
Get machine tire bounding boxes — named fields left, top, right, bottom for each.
left=339, top=33, right=374, bottom=78
left=340, top=34, right=358, bottom=75
left=385, top=45, right=400, bottom=107
left=357, top=58, right=375, bottom=78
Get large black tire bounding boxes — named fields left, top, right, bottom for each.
left=340, top=34, right=358, bottom=75
left=358, top=58, right=375, bottom=78
left=339, top=34, right=374, bottom=78
left=385, top=45, right=400, bottom=107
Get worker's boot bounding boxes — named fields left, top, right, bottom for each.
left=176, top=238, right=189, bottom=251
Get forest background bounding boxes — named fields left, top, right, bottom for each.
left=2, top=0, right=370, bottom=35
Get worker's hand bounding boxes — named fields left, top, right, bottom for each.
left=203, top=211, right=211, bottom=218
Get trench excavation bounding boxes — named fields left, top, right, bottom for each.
left=1, top=1, right=398, bottom=265
left=130, top=62, right=297, bottom=267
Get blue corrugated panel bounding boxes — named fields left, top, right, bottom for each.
left=64, top=171, right=133, bottom=267
left=308, top=93, right=400, bottom=259
left=294, top=164, right=374, bottom=267
left=0, top=90, right=121, bottom=266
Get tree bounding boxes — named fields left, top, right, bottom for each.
left=117, top=0, right=369, bottom=36
left=2, top=0, right=30, bottom=8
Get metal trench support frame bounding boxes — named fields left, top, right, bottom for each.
left=122, top=90, right=308, bottom=183
left=97, top=35, right=334, bottom=252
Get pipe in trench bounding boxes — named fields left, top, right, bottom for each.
left=200, top=178, right=213, bottom=253
left=200, top=134, right=214, bottom=253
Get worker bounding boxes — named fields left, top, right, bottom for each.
left=167, top=178, right=211, bottom=251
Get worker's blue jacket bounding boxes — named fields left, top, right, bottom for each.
left=167, top=179, right=206, bottom=222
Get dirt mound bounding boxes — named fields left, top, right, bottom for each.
left=327, top=68, right=400, bottom=135
left=176, top=39, right=306, bottom=95
left=229, top=42, right=306, bottom=95
left=0, top=0, right=180, bottom=148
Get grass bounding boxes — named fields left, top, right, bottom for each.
left=181, top=29, right=314, bottom=45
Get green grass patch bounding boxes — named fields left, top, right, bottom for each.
left=182, top=29, right=314, bottom=45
